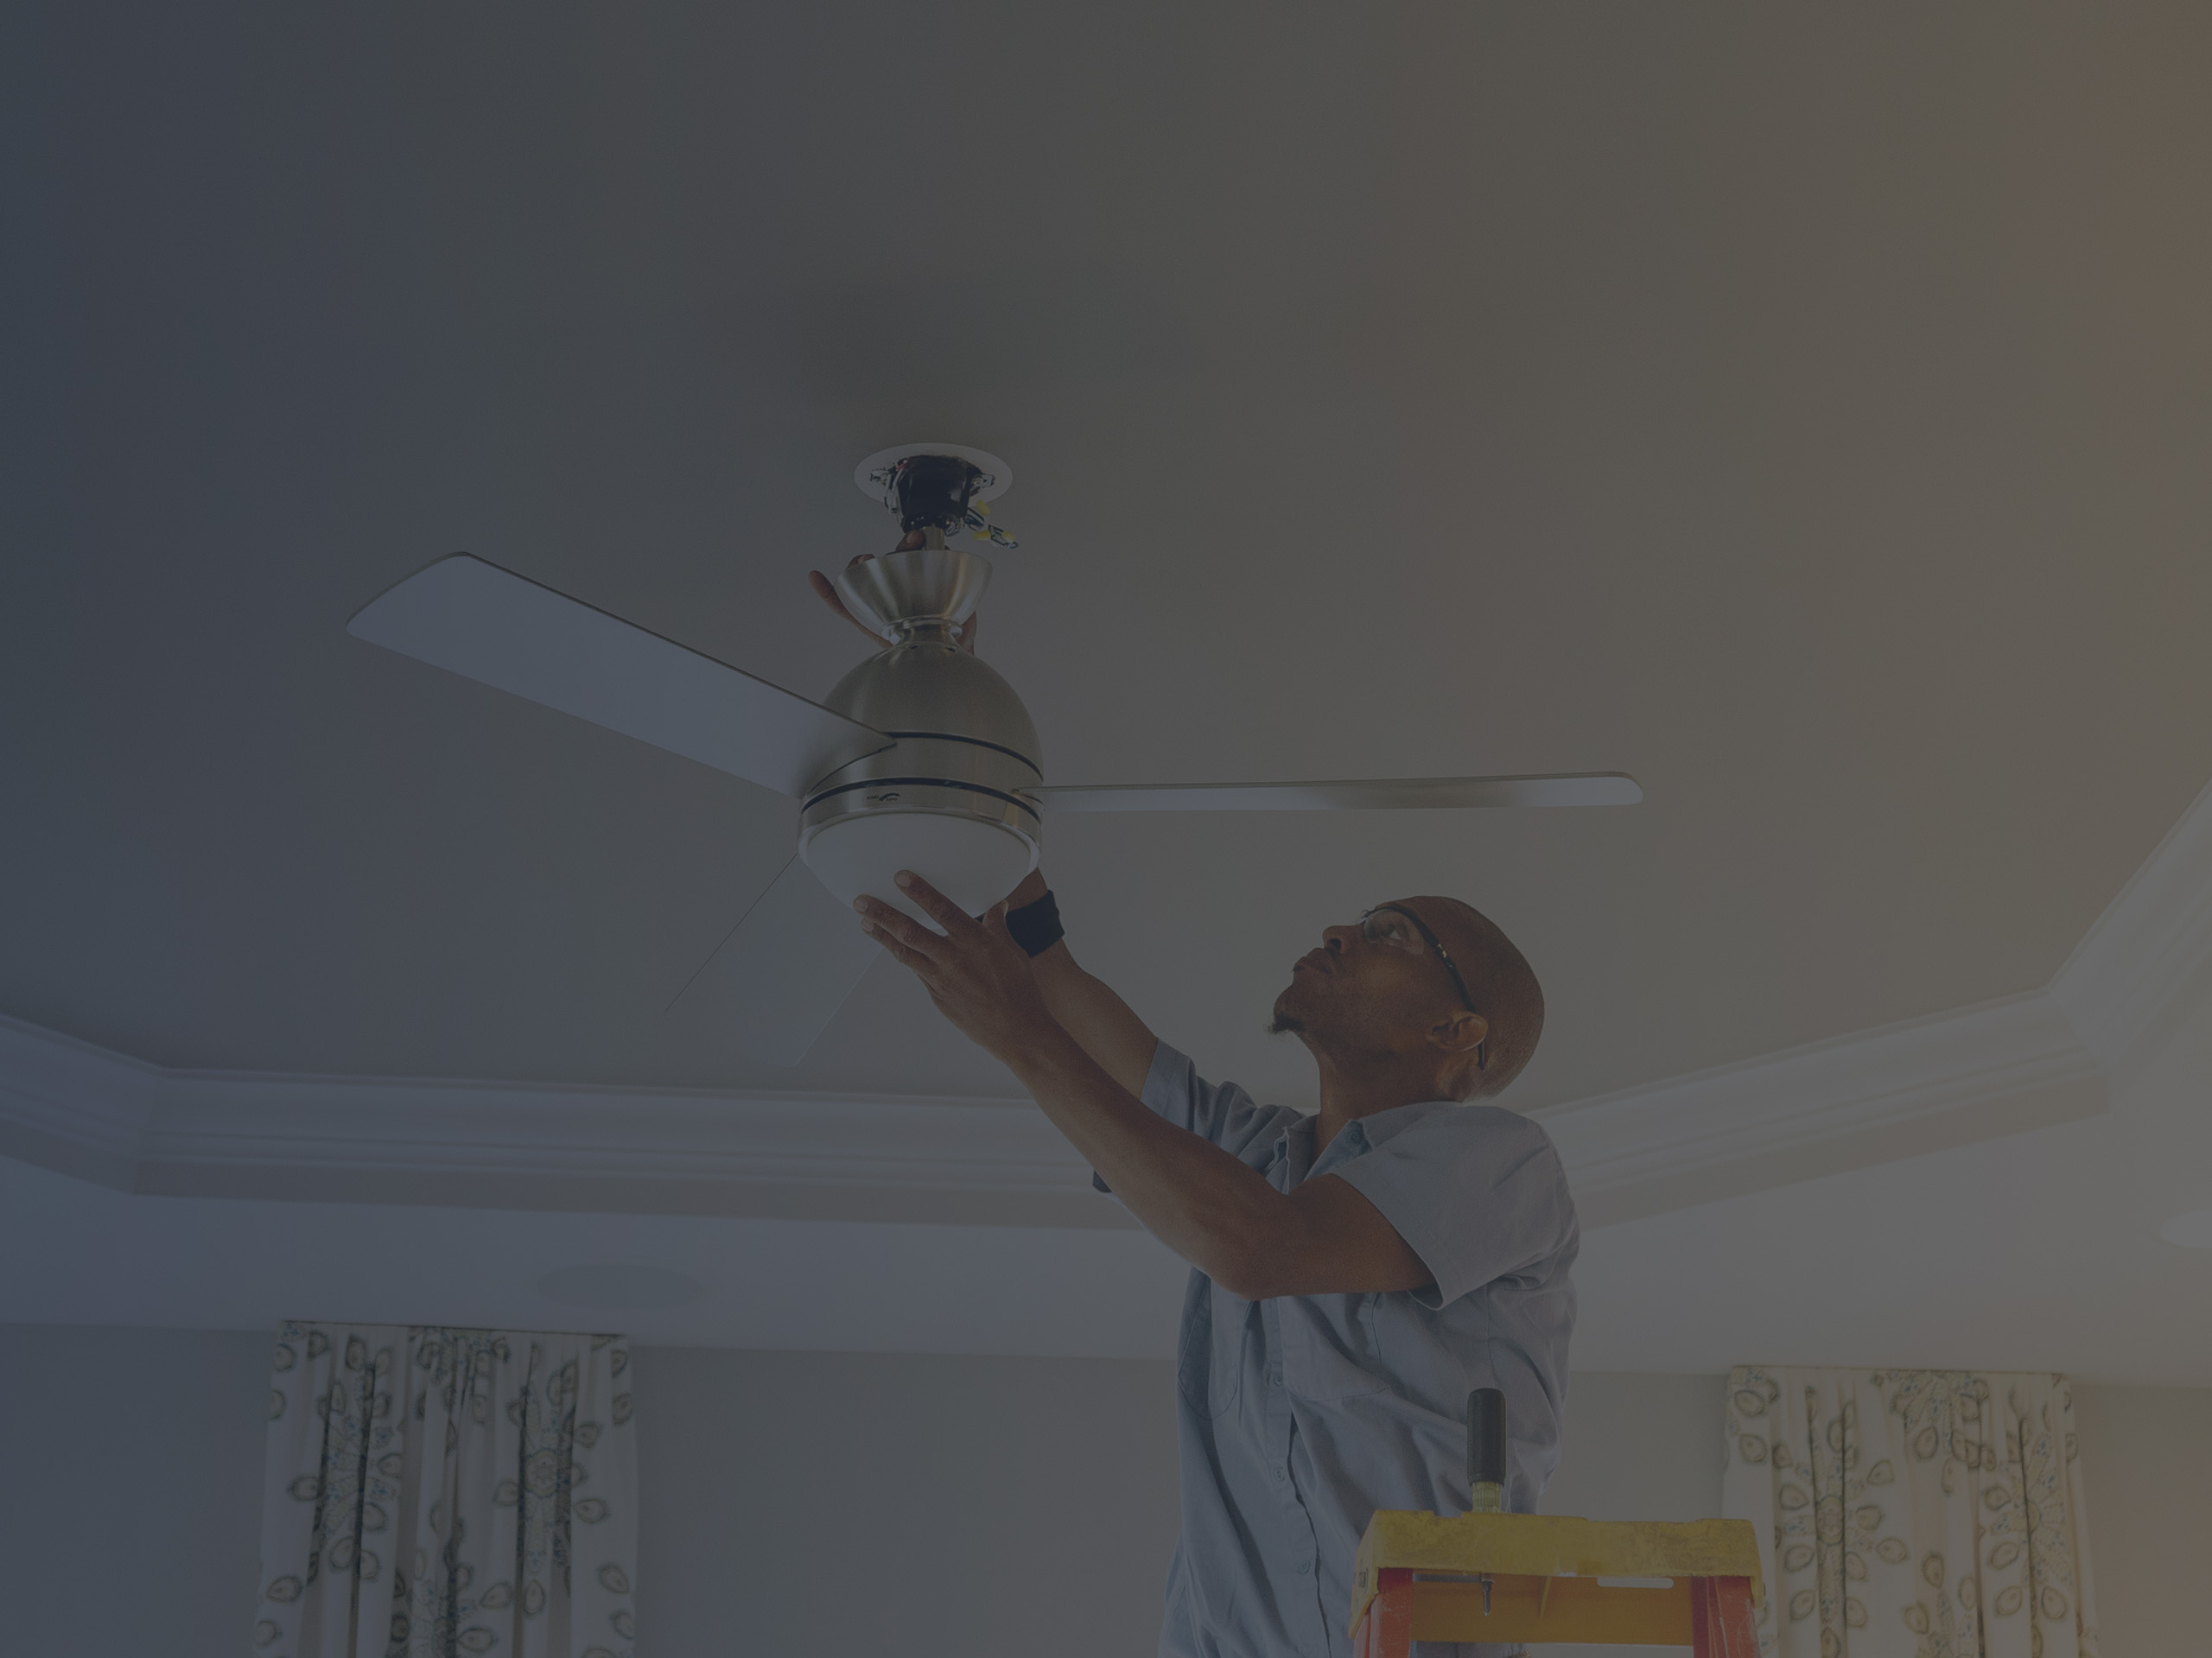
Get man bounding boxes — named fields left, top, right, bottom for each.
left=814, top=577, right=1578, bottom=1658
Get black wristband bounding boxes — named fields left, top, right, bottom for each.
left=1004, top=889, right=1065, bottom=957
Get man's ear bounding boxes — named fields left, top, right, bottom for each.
left=1428, top=1009, right=1487, bottom=1057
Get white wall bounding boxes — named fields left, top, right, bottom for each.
left=1533, top=1373, right=1730, bottom=1658
left=1544, top=1372, right=1728, bottom=1522
left=630, top=1345, right=1181, bottom=1657
left=0, top=1325, right=270, bottom=1657
left=2, top=1326, right=2200, bottom=1658
left=2075, top=1383, right=2212, bottom=1658
left=633, top=1359, right=1728, bottom=1658
left=0, top=1327, right=1190, bottom=1658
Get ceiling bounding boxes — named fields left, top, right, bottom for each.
left=4, top=3, right=2212, bottom=1376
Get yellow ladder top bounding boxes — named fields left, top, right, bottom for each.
left=1351, top=1511, right=1763, bottom=1640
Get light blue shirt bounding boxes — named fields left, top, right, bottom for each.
left=1109, top=1043, right=1579, bottom=1658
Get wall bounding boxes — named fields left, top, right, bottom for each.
left=1, top=1326, right=2202, bottom=1658
left=1535, top=1373, right=1730, bottom=1658
left=0, top=1325, right=270, bottom=1658
left=1535, top=1377, right=2212, bottom=1658
left=0, top=1327, right=1188, bottom=1658
left=636, top=1359, right=1730, bottom=1658
left=630, top=1345, right=1180, bottom=1658
left=1543, top=1371, right=1728, bottom=1522
left=2075, top=1383, right=2212, bottom=1657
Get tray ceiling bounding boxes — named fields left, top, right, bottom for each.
left=4, top=1, right=2210, bottom=1117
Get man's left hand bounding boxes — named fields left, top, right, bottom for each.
left=855, top=873, right=1061, bottom=1062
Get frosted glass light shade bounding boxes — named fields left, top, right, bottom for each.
left=800, top=811, right=1038, bottom=932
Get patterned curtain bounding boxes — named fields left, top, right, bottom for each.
left=253, top=1322, right=639, bottom=1658
left=1722, top=1367, right=2098, bottom=1658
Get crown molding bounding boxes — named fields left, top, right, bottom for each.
left=2047, top=775, right=2212, bottom=1076
left=1535, top=990, right=2102, bottom=1227
left=0, top=1016, right=1121, bottom=1230
left=1547, top=774, right=2212, bottom=1223
left=0, top=1018, right=159, bottom=1189
left=0, top=989, right=2117, bottom=1234
left=4, top=777, right=2209, bottom=1230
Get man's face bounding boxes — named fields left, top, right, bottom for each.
left=1270, top=899, right=1472, bottom=1058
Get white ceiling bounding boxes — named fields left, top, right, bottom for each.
left=5, top=3, right=2212, bottom=1378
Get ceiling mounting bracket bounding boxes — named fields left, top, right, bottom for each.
left=854, top=442, right=1019, bottom=549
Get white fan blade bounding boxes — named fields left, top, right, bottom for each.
left=1032, top=772, right=1643, bottom=812
left=669, top=856, right=878, bottom=1064
left=348, top=555, right=893, bottom=798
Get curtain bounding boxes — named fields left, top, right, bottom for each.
left=253, top=1322, right=639, bottom=1658
left=1722, top=1367, right=2098, bottom=1658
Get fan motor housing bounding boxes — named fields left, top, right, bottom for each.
left=798, top=546, right=1042, bottom=924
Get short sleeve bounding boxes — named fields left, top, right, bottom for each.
left=1331, top=1106, right=1577, bottom=1310
left=1092, top=1042, right=1306, bottom=1196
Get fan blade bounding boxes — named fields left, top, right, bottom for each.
left=348, top=555, right=893, bottom=798
left=668, top=856, right=879, bottom=1064
left=1031, top=772, right=1643, bottom=812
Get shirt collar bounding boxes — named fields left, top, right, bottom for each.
left=1276, top=1096, right=1459, bottom=1176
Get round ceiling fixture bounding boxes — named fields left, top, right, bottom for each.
left=801, top=536, right=1043, bottom=930
left=2158, top=1208, right=2212, bottom=1248
left=536, top=1263, right=706, bottom=1311
left=853, top=441, right=1013, bottom=505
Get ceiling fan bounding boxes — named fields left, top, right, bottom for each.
left=346, top=443, right=1641, bottom=1064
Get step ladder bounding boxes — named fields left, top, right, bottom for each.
left=1348, top=1391, right=1761, bottom=1656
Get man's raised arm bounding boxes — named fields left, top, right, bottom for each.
left=1004, top=868, right=1159, bottom=1098
left=855, top=874, right=1433, bottom=1300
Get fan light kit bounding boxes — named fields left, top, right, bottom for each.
left=347, top=446, right=1642, bottom=1063
left=803, top=446, right=1042, bottom=929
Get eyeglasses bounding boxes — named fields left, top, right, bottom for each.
left=1359, top=905, right=1487, bottom=1071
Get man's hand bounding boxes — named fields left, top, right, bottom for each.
left=855, top=873, right=1059, bottom=1061
left=859, top=875, right=1429, bottom=1300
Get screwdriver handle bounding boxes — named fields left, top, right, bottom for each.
left=1467, top=1388, right=1506, bottom=1512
